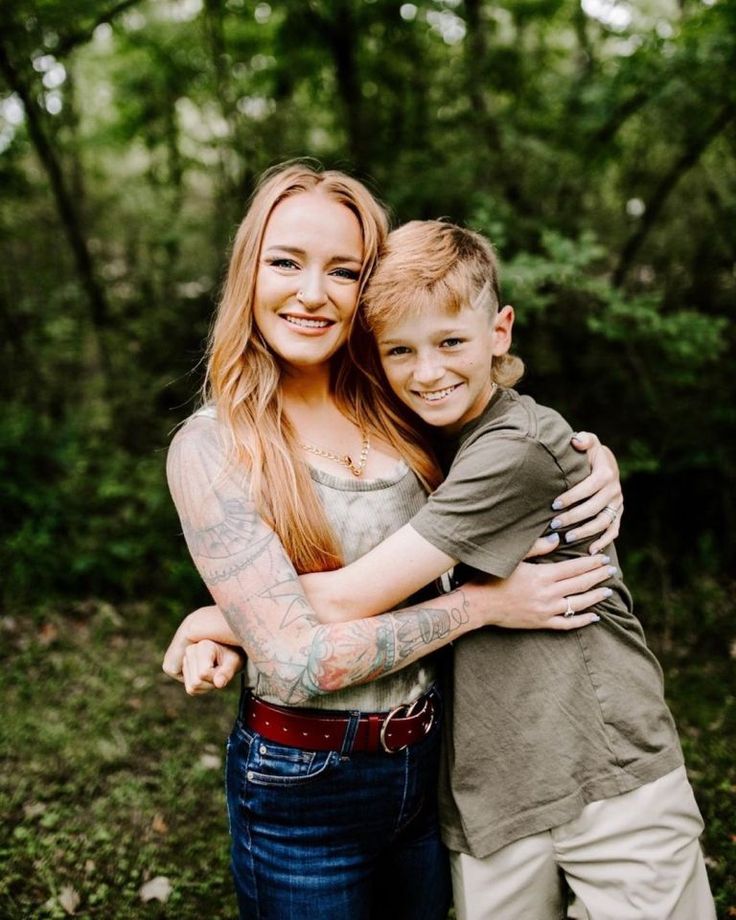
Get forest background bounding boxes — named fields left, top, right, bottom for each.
left=1, top=0, right=734, bottom=917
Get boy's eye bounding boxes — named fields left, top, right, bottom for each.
left=441, top=337, right=464, bottom=348
left=384, top=346, right=411, bottom=357
left=331, top=267, right=360, bottom=281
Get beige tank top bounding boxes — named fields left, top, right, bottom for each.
left=247, top=462, right=437, bottom=711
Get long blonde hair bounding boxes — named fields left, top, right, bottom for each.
left=205, top=163, right=440, bottom=573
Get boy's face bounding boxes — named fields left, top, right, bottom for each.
left=376, top=301, right=514, bottom=433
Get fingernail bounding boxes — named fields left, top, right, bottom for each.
left=591, top=614, right=601, bottom=622
left=608, top=566, right=617, bottom=575
left=601, top=554, right=610, bottom=563
left=546, top=533, right=560, bottom=544
left=551, top=518, right=562, bottom=529
left=552, top=499, right=563, bottom=511
left=565, top=530, right=577, bottom=543
left=603, top=588, right=613, bottom=597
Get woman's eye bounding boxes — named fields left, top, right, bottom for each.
left=331, top=268, right=360, bottom=281
left=385, top=346, right=411, bottom=357
left=267, top=258, right=299, bottom=270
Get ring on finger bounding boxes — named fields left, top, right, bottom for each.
left=563, top=597, right=575, bottom=618
left=602, top=504, right=619, bottom=523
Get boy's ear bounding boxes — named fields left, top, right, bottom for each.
left=491, top=305, right=514, bottom=356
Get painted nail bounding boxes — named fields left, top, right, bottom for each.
left=591, top=614, right=601, bottom=622
left=565, top=531, right=577, bottom=542
left=546, top=533, right=560, bottom=544
left=603, top=588, right=613, bottom=597
left=550, top=518, right=562, bottom=529
left=607, top=566, right=617, bottom=575
left=601, top=555, right=610, bottom=563
left=552, top=499, right=563, bottom=511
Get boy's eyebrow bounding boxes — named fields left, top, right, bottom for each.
left=263, top=245, right=362, bottom=264
left=378, top=324, right=467, bottom=345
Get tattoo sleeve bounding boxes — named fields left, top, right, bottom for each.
left=167, top=416, right=477, bottom=704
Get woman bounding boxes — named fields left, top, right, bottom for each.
left=162, top=162, right=622, bottom=919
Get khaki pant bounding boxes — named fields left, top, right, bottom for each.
left=451, top=767, right=715, bottom=920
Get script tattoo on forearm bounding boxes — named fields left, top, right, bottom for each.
left=302, top=593, right=472, bottom=695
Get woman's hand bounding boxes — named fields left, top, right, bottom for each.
left=180, top=640, right=246, bottom=695
left=162, top=604, right=237, bottom=682
left=470, top=540, right=615, bottom=631
left=552, top=431, right=624, bottom=554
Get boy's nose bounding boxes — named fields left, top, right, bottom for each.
left=413, top=355, right=443, bottom=385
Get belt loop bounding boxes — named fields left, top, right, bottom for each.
left=340, top=711, right=361, bottom=755
left=237, top=678, right=250, bottom=723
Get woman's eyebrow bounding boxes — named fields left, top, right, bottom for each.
left=263, top=244, right=361, bottom=264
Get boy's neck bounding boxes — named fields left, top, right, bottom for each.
left=440, top=383, right=499, bottom=436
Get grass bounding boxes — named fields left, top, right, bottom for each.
left=1, top=600, right=734, bottom=919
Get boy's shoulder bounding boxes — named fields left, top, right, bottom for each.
left=459, top=388, right=575, bottom=451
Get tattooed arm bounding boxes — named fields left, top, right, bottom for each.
left=165, top=415, right=501, bottom=704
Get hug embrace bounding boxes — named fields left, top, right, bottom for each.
left=162, top=162, right=715, bottom=920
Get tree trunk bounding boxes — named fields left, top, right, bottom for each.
left=0, top=41, right=111, bottom=384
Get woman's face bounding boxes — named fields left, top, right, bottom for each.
left=254, top=191, right=364, bottom=371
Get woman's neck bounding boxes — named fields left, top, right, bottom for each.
left=280, top=364, right=334, bottom=410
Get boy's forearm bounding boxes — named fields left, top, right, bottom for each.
left=299, top=569, right=372, bottom=622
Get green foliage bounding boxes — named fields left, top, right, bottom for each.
left=0, top=0, right=732, bottom=617
left=0, top=405, right=202, bottom=611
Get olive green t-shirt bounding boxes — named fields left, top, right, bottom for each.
left=410, top=388, right=683, bottom=858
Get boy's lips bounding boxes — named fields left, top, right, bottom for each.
left=413, top=383, right=462, bottom=403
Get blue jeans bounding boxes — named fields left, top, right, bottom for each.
left=225, top=688, right=451, bottom=919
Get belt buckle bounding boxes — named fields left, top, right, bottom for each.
left=379, top=694, right=434, bottom=754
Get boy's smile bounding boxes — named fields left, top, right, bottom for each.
left=377, top=301, right=514, bottom=433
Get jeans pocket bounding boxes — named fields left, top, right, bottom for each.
left=239, top=724, right=339, bottom=788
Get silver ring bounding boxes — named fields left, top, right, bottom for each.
left=602, top=504, right=618, bottom=523
left=563, top=598, right=575, bottom=618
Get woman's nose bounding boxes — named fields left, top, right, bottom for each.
left=296, top=272, right=328, bottom=308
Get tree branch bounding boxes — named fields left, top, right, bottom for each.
left=55, top=0, right=143, bottom=57
left=613, top=103, right=736, bottom=286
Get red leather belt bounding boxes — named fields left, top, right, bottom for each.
left=244, top=691, right=436, bottom=754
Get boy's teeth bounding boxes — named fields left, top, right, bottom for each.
left=285, top=316, right=330, bottom=328
left=420, top=385, right=457, bottom=402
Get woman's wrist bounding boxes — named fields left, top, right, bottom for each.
left=459, top=583, right=490, bottom=630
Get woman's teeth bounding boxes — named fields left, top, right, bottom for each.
left=284, top=315, right=331, bottom=328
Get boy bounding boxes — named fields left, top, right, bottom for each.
left=352, top=219, right=715, bottom=919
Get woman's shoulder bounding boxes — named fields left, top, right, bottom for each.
left=170, top=406, right=225, bottom=455
left=166, top=405, right=238, bottom=492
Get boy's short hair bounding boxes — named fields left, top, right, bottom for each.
left=363, top=220, right=524, bottom=387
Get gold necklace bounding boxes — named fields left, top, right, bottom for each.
left=299, top=431, right=371, bottom=477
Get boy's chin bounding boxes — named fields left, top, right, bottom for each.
left=409, top=407, right=463, bottom=430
